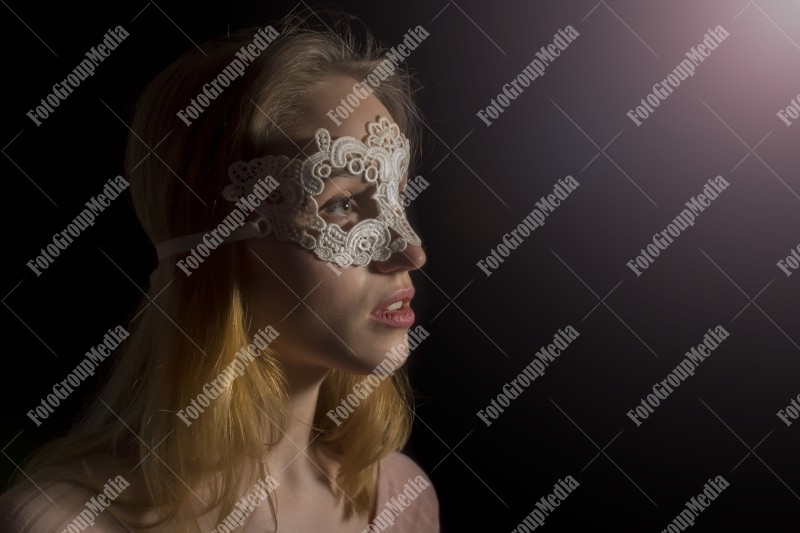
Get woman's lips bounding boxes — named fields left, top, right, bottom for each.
left=370, top=287, right=416, bottom=328
left=370, top=304, right=415, bottom=328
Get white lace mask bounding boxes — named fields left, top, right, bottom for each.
left=156, top=117, right=422, bottom=268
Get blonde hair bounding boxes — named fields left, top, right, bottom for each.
left=16, top=8, right=421, bottom=531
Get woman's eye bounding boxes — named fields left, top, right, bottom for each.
left=321, top=194, right=358, bottom=217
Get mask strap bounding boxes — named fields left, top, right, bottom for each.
left=155, top=219, right=268, bottom=260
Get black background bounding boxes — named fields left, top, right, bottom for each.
left=2, top=1, right=799, bottom=531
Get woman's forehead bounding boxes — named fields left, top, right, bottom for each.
left=261, top=119, right=406, bottom=161
left=307, top=74, right=394, bottom=124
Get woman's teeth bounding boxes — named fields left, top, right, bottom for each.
left=384, top=301, right=403, bottom=311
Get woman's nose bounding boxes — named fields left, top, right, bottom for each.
left=372, top=241, right=427, bottom=274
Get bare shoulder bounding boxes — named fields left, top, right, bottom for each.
left=0, top=466, right=128, bottom=533
left=374, top=452, right=440, bottom=532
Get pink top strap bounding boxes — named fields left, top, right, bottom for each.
left=373, top=452, right=440, bottom=531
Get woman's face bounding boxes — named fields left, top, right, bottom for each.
left=242, top=74, right=426, bottom=376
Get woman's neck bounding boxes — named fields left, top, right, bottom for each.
left=266, top=359, right=335, bottom=486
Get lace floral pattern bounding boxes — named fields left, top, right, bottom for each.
left=222, top=117, right=421, bottom=268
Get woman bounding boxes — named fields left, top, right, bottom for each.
left=0, top=8, right=438, bottom=532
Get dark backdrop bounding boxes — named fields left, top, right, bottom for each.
left=2, top=1, right=799, bottom=531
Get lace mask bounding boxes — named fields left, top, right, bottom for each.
left=156, top=117, right=421, bottom=268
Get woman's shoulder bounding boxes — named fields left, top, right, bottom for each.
left=374, top=451, right=440, bottom=532
left=0, top=466, right=129, bottom=533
